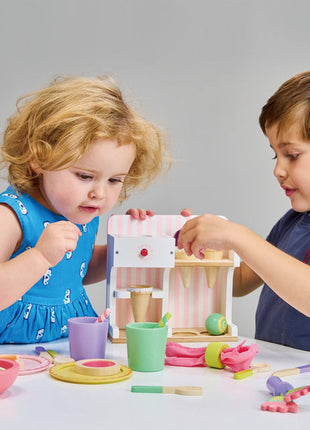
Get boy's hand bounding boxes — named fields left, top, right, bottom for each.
left=177, top=214, right=229, bottom=259
left=35, top=221, right=82, bottom=266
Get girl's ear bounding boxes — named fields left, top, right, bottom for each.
left=30, top=159, right=42, bottom=174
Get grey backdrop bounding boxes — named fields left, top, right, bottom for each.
left=0, top=0, right=307, bottom=337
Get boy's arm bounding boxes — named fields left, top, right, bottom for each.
left=231, top=223, right=310, bottom=316
left=233, top=262, right=263, bottom=297
left=177, top=214, right=310, bottom=317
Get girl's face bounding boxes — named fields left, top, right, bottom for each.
left=31, top=139, right=136, bottom=224
left=267, top=122, right=310, bottom=213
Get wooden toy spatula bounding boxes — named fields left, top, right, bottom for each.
left=131, top=385, right=203, bottom=396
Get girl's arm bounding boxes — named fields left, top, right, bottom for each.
left=83, top=245, right=107, bottom=285
left=0, top=204, right=81, bottom=311
left=177, top=213, right=310, bottom=317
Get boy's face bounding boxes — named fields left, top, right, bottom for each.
left=31, top=139, right=136, bottom=224
left=267, top=122, right=310, bottom=213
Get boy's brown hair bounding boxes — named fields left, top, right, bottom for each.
left=259, top=71, right=310, bottom=140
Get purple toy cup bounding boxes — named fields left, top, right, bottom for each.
left=68, top=316, right=109, bottom=361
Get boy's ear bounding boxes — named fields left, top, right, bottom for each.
left=30, top=159, right=42, bottom=174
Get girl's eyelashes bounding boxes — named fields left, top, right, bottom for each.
left=74, top=170, right=126, bottom=183
left=76, top=173, right=93, bottom=180
left=109, top=177, right=124, bottom=184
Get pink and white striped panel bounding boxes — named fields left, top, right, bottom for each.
left=108, top=215, right=220, bottom=328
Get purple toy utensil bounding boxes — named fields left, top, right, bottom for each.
left=272, top=364, right=310, bottom=377
left=174, top=230, right=180, bottom=245
left=263, top=372, right=310, bottom=413
left=266, top=376, right=294, bottom=396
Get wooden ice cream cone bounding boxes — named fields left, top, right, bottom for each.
left=175, top=249, right=196, bottom=288
left=178, top=267, right=194, bottom=288
left=204, top=267, right=219, bottom=288
left=128, top=285, right=152, bottom=322
left=204, top=249, right=224, bottom=288
left=204, top=249, right=224, bottom=260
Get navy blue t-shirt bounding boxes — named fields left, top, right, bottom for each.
left=255, top=209, right=310, bottom=350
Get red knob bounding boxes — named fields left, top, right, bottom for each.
left=140, top=248, right=148, bottom=257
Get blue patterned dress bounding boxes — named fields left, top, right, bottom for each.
left=0, top=186, right=98, bottom=343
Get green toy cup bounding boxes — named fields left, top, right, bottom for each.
left=125, top=322, right=168, bottom=372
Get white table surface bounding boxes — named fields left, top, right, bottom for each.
left=1, top=336, right=310, bottom=429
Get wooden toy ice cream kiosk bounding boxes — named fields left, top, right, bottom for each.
left=106, top=215, right=240, bottom=343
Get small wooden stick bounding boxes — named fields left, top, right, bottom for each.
left=46, top=350, right=74, bottom=364
left=234, top=363, right=270, bottom=380
left=158, top=312, right=172, bottom=327
left=131, top=385, right=203, bottom=396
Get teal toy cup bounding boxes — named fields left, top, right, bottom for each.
left=125, top=322, right=168, bottom=372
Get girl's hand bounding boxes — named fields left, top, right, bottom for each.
left=35, top=221, right=82, bottom=266
left=177, top=214, right=230, bottom=259
left=180, top=208, right=192, bottom=217
left=126, top=208, right=155, bottom=220
left=126, top=208, right=192, bottom=220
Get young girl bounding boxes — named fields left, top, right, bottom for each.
left=177, top=71, right=310, bottom=351
left=0, top=75, right=168, bottom=344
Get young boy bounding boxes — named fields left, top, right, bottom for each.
left=177, top=71, right=310, bottom=351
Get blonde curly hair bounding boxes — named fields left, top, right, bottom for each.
left=1, top=75, right=170, bottom=202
